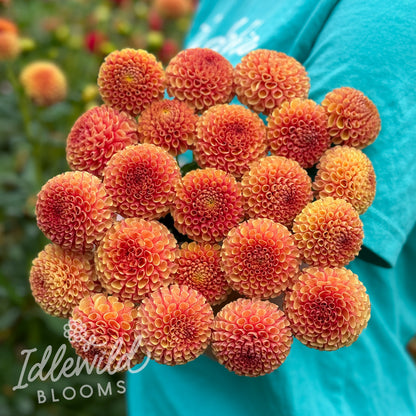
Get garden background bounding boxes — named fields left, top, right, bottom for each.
left=0, top=1, right=193, bottom=415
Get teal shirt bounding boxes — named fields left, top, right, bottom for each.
left=128, top=1, right=416, bottom=414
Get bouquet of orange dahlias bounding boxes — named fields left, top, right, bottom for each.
left=30, top=46, right=380, bottom=377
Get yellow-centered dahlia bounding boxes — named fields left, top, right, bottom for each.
left=292, top=197, right=363, bottom=267
left=165, top=48, right=234, bottom=112
left=137, top=98, right=198, bottom=156
left=267, top=98, right=331, bottom=168
left=103, top=143, right=181, bottom=220
left=29, top=244, right=100, bottom=318
left=97, top=48, right=165, bottom=117
left=172, top=168, right=244, bottom=243
left=95, top=218, right=178, bottom=303
left=69, top=294, right=144, bottom=371
left=241, top=155, right=313, bottom=228
left=194, top=104, right=267, bottom=179
left=234, top=50, right=310, bottom=115
left=172, top=242, right=231, bottom=305
left=221, top=218, right=300, bottom=299
left=321, top=87, right=381, bottom=148
left=36, top=171, right=115, bottom=252
left=137, top=284, right=214, bottom=365
left=20, top=61, right=67, bottom=106
left=211, top=298, right=293, bottom=377
left=313, top=146, right=376, bottom=214
left=284, top=266, right=371, bottom=350
left=66, top=105, right=139, bottom=178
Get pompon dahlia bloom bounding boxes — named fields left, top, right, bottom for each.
left=211, top=298, right=293, bottom=377
left=66, top=105, right=139, bottom=178
left=0, top=31, right=20, bottom=60
left=234, top=50, right=310, bottom=115
left=172, top=242, right=230, bottom=305
left=36, top=171, right=114, bottom=252
left=284, top=266, right=371, bottom=350
left=0, top=18, right=20, bottom=60
left=313, top=146, right=376, bottom=215
left=69, top=294, right=144, bottom=372
left=29, top=244, right=100, bottom=318
left=0, top=19, right=17, bottom=35
left=103, top=143, right=181, bottom=220
left=172, top=168, right=244, bottom=243
left=137, top=98, right=198, bottom=156
left=241, top=156, right=313, bottom=228
left=137, top=284, right=214, bottom=365
left=95, top=218, right=178, bottom=303
left=84, top=30, right=107, bottom=54
left=154, top=0, right=192, bottom=18
left=267, top=98, right=331, bottom=168
left=221, top=218, right=300, bottom=299
left=321, top=87, right=381, bottom=148
left=165, top=48, right=234, bottom=112
left=97, top=48, right=165, bottom=117
left=194, top=104, right=268, bottom=179
left=148, top=9, right=163, bottom=31
left=20, top=61, right=67, bottom=106
left=292, top=197, right=363, bottom=267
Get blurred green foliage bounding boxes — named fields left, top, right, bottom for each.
left=0, top=1, right=192, bottom=415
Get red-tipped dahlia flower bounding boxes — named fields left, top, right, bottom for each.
left=172, top=242, right=231, bottom=305
left=137, top=98, right=198, bottom=156
left=194, top=104, right=267, bottom=179
left=103, top=143, right=181, bottom=220
left=97, top=48, right=165, bottom=117
left=241, top=155, right=313, bottom=228
left=20, top=61, right=67, bottom=106
left=165, top=48, right=234, bottom=112
left=284, top=266, right=371, bottom=350
left=234, top=50, right=310, bottom=115
left=292, top=197, right=363, bottom=267
left=148, top=9, right=164, bottom=31
left=172, top=168, right=244, bottom=243
left=313, top=146, right=376, bottom=214
left=211, top=298, right=293, bottom=377
left=84, top=30, right=107, bottom=54
left=29, top=244, right=101, bottom=318
left=137, top=284, right=214, bottom=365
left=321, top=87, right=381, bottom=148
left=69, top=294, right=144, bottom=371
left=66, top=105, right=139, bottom=178
left=36, top=171, right=115, bottom=252
left=267, top=98, right=331, bottom=168
left=95, top=218, right=178, bottom=303
left=158, top=38, right=179, bottom=64
left=221, top=218, right=300, bottom=299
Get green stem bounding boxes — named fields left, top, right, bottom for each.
left=6, top=62, right=43, bottom=188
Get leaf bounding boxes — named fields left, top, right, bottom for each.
left=180, top=160, right=199, bottom=176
